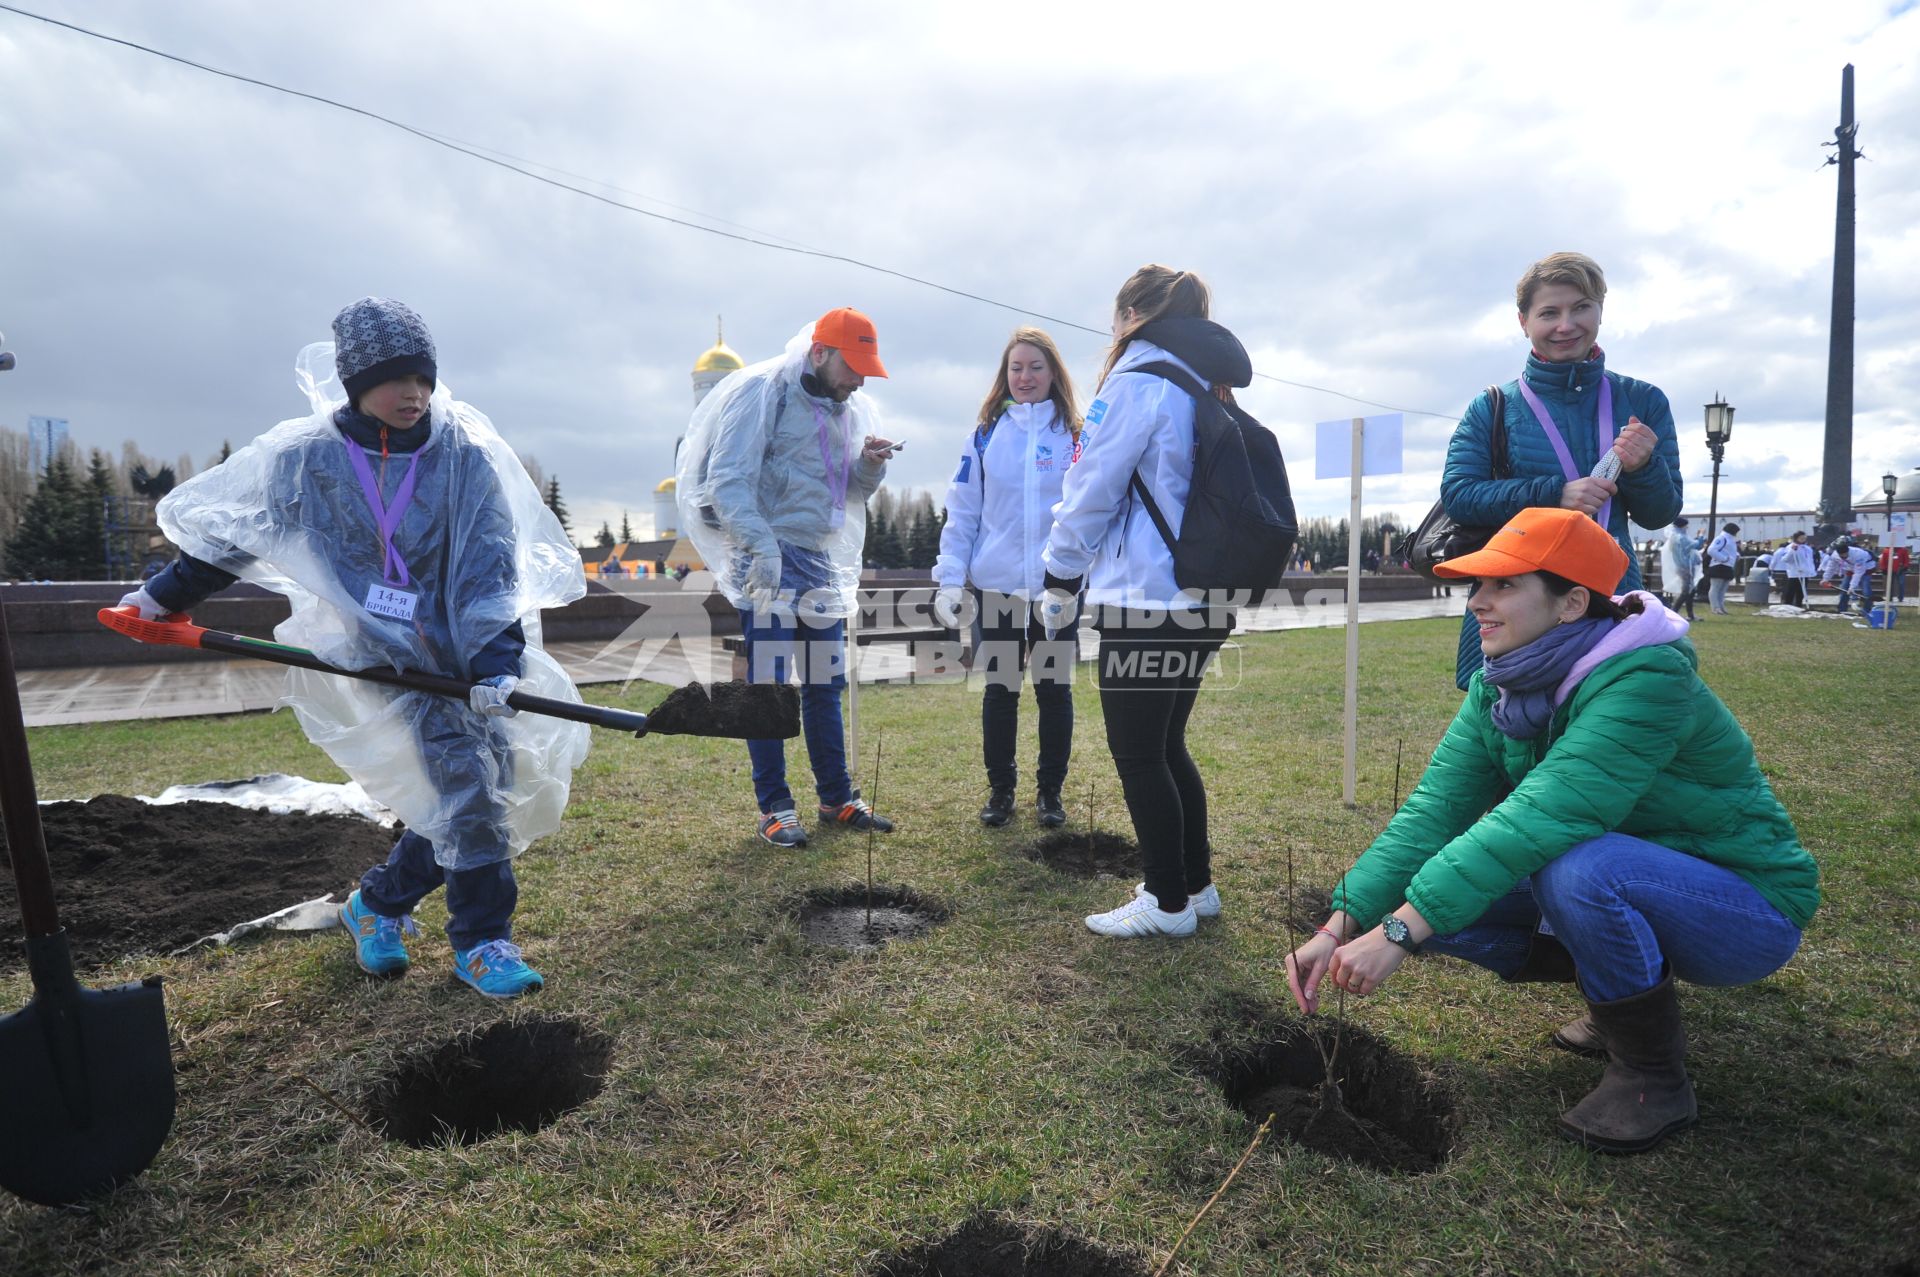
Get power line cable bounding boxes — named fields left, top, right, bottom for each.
left=0, top=2, right=1455, bottom=420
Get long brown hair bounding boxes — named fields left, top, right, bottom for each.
left=975, top=326, right=1082, bottom=439
left=1097, top=264, right=1211, bottom=389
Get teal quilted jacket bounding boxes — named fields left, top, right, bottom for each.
left=1330, top=639, right=1819, bottom=937
left=1443, top=348, right=1684, bottom=688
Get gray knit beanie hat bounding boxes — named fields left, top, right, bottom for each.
left=332, top=297, right=437, bottom=406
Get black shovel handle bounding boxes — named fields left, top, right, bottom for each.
left=191, top=629, right=654, bottom=735
left=0, top=599, right=59, bottom=938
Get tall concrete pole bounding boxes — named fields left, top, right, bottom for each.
left=1817, top=64, right=1863, bottom=541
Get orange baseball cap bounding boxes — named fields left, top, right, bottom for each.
left=1433, top=507, right=1629, bottom=596
left=812, top=307, right=889, bottom=378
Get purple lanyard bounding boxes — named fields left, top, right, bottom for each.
left=342, top=441, right=422, bottom=587
left=808, top=399, right=851, bottom=513
left=1515, top=374, right=1614, bottom=530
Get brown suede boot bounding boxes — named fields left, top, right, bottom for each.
left=1558, top=971, right=1697, bottom=1154
left=1550, top=1014, right=1608, bottom=1058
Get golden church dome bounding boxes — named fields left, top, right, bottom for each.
left=655, top=476, right=677, bottom=494
left=693, top=316, right=744, bottom=374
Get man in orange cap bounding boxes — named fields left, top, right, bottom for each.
left=676, top=309, right=901, bottom=849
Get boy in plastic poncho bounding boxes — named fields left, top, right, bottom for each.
left=676, top=309, right=900, bottom=849
left=120, top=298, right=589, bottom=999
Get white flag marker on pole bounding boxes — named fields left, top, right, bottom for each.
left=1344, top=418, right=1363, bottom=808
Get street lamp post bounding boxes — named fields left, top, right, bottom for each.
left=1883, top=471, right=1899, bottom=625
left=1704, top=394, right=1735, bottom=597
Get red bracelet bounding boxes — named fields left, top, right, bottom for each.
left=1314, top=926, right=1342, bottom=943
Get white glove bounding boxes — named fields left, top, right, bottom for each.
left=117, top=587, right=170, bottom=621
left=744, top=554, right=783, bottom=608
left=1037, top=589, right=1078, bottom=640
left=469, top=675, right=519, bottom=718
left=932, top=587, right=965, bottom=629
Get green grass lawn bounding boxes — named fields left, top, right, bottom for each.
left=4, top=609, right=1916, bottom=1275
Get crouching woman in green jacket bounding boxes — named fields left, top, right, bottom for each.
left=1286, top=507, right=1818, bottom=1155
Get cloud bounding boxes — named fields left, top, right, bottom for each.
left=0, top=0, right=1915, bottom=542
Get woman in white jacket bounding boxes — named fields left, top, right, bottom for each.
left=933, top=328, right=1082, bottom=828
left=1039, top=264, right=1251, bottom=938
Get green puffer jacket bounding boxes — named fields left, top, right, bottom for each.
left=1330, top=637, right=1819, bottom=937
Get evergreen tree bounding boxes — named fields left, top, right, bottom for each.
left=81, top=450, right=115, bottom=579
left=906, top=503, right=941, bottom=569
left=544, top=476, right=573, bottom=541
left=594, top=521, right=616, bottom=551
left=619, top=510, right=634, bottom=543
left=4, top=455, right=88, bottom=579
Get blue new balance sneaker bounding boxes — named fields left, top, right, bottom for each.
left=339, top=889, right=416, bottom=976
left=454, top=939, right=545, bottom=1000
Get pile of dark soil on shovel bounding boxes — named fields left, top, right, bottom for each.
left=0, top=795, right=394, bottom=970
left=871, top=1215, right=1147, bottom=1276
left=645, top=679, right=800, bottom=739
left=1019, top=829, right=1139, bottom=878
left=366, top=1016, right=614, bottom=1147
left=1203, top=1017, right=1457, bottom=1175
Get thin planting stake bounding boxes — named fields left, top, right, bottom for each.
left=1392, top=737, right=1404, bottom=810
left=1151, top=1112, right=1274, bottom=1277
left=866, top=733, right=883, bottom=932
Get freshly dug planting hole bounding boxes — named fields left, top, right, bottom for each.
left=1020, top=829, right=1138, bottom=878
left=367, top=1017, right=613, bottom=1147
left=791, top=884, right=948, bottom=953
left=871, top=1214, right=1146, bottom=1276
left=644, top=680, right=799, bottom=739
left=1285, top=883, right=1333, bottom=934
left=1209, top=1020, right=1456, bottom=1175
left=0, top=795, right=396, bottom=969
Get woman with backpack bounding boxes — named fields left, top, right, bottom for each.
left=932, top=328, right=1083, bottom=829
left=1037, top=264, right=1250, bottom=938
left=1286, top=508, right=1818, bottom=1153
left=1440, top=252, right=1686, bottom=689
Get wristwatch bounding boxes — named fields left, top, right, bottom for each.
left=1382, top=915, right=1420, bottom=954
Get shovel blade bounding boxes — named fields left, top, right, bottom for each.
left=0, top=974, right=175, bottom=1206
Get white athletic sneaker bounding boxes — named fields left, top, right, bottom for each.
left=1134, top=881, right=1222, bottom=918
left=1085, top=892, right=1197, bottom=938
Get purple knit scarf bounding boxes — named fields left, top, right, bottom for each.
left=1482, top=617, right=1615, bottom=739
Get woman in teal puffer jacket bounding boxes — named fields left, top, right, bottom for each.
left=1442, top=252, right=1686, bottom=689
left=1287, top=508, right=1818, bottom=1156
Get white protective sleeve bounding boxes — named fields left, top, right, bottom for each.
left=932, top=429, right=984, bottom=591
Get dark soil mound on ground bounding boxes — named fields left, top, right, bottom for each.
left=790, top=884, right=949, bottom=953
left=645, top=680, right=799, bottom=739
left=871, top=1215, right=1146, bottom=1276
left=0, top=795, right=395, bottom=970
left=1203, top=1017, right=1457, bottom=1175
left=366, top=1016, right=614, bottom=1147
left=1019, top=829, right=1138, bottom=878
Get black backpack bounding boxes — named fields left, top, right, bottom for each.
left=1126, top=362, right=1298, bottom=596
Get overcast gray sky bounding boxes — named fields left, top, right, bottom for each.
left=2, top=0, right=1915, bottom=541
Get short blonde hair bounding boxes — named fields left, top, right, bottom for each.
left=1516, top=252, right=1607, bottom=315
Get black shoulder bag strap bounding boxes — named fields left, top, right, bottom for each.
left=1486, top=383, right=1510, bottom=479
left=1123, top=361, right=1209, bottom=557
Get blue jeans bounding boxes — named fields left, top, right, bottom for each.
left=738, top=604, right=854, bottom=814
left=359, top=831, right=517, bottom=951
left=1421, top=833, right=1803, bottom=1003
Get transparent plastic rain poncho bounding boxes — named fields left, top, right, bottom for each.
left=155, top=343, right=590, bottom=869
left=675, top=325, right=885, bottom=618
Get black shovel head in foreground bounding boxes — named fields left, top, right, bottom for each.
left=643, top=681, right=801, bottom=740
left=0, top=932, right=174, bottom=1207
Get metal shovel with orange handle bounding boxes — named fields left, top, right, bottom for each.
left=95, top=606, right=799, bottom=740
left=1, top=600, right=175, bottom=1207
